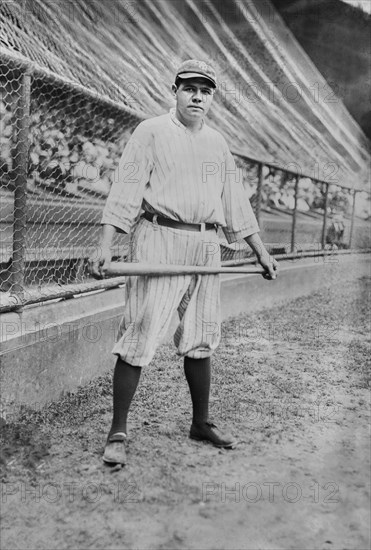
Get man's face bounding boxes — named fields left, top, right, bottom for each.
left=172, top=77, right=215, bottom=125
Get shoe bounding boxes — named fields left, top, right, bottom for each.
left=102, top=432, right=127, bottom=465
left=189, top=421, right=238, bottom=449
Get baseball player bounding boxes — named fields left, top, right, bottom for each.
left=90, top=60, right=278, bottom=465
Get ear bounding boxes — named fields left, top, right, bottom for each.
left=171, top=84, right=177, bottom=96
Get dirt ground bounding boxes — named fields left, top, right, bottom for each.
left=1, top=274, right=370, bottom=550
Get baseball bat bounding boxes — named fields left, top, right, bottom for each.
left=106, top=262, right=266, bottom=276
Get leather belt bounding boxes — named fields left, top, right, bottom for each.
left=142, top=211, right=216, bottom=232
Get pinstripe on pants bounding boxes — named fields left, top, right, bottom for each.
left=112, top=217, right=221, bottom=366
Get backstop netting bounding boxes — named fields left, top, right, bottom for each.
left=1, top=0, right=370, bottom=311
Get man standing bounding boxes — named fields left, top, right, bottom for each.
left=90, top=60, right=278, bottom=465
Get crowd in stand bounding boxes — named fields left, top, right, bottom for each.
left=1, top=94, right=369, bottom=223
left=0, top=93, right=132, bottom=199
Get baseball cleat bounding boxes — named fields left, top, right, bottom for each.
left=102, top=432, right=127, bottom=465
left=189, top=421, right=238, bottom=449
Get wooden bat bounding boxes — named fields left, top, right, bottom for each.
left=106, top=262, right=266, bottom=276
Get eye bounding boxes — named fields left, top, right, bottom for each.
left=202, top=89, right=212, bottom=95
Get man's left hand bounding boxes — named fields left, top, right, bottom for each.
left=258, top=254, right=279, bottom=280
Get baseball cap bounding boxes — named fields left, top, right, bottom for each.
left=175, top=59, right=217, bottom=88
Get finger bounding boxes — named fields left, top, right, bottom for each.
left=271, top=259, right=279, bottom=276
left=99, top=260, right=110, bottom=278
left=88, top=260, right=98, bottom=275
left=89, top=260, right=103, bottom=279
left=90, top=268, right=103, bottom=280
left=265, top=265, right=277, bottom=280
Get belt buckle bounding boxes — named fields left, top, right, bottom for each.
left=152, top=213, right=159, bottom=229
left=199, top=222, right=205, bottom=233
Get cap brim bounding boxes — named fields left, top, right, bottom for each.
left=177, top=72, right=216, bottom=87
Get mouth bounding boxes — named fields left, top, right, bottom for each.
left=188, top=105, right=203, bottom=111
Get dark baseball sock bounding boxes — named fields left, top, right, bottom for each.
left=108, top=358, right=141, bottom=437
left=184, top=356, right=211, bottom=427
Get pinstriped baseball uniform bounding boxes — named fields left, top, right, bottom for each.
left=102, top=108, right=260, bottom=366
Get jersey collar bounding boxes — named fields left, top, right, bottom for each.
left=169, top=107, right=205, bottom=133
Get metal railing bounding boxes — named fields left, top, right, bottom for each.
left=233, top=151, right=366, bottom=253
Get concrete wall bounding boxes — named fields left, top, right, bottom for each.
left=1, top=253, right=369, bottom=419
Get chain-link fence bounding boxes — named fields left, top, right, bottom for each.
left=222, top=153, right=370, bottom=262
left=1, top=52, right=370, bottom=312
left=1, top=52, right=144, bottom=309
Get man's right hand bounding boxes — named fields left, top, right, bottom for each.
left=89, top=224, right=118, bottom=279
left=88, top=246, right=112, bottom=279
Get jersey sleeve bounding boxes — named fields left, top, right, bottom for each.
left=220, top=142, right=260, bottom=244
left=101, top=122, right=154, bottom=233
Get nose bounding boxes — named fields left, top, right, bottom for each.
left=192, top=89, right=203, bottom=102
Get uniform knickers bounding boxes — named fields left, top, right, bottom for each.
left=112, top=217, right=221, bottom=366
